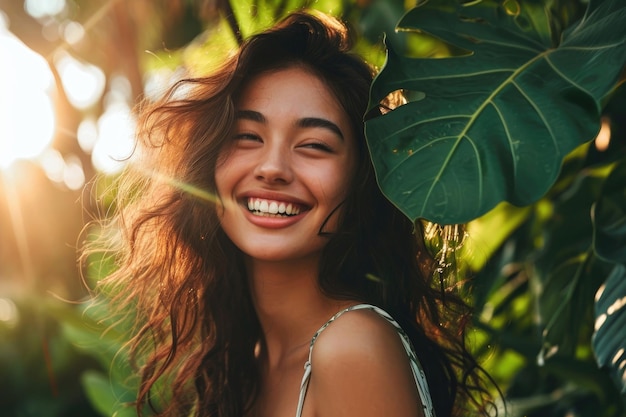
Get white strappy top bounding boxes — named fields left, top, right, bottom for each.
left=295, top=303, right=436, bottom=417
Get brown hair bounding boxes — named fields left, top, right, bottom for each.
left=86, top=11, right=495, bottom=417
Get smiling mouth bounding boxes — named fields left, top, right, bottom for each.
left=246, top=197, right=305, bottom=217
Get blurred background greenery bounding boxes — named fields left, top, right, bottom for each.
left=0, top=0, right=624, bottom=416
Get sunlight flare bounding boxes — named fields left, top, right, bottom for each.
left=0, top=28, right=56, bottom=169
left=55, top=51, right=105, bottom=110
left=92, top=102, right=136, bottom=174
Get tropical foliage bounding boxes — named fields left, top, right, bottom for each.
left=366, top=1, right=626, bottom=416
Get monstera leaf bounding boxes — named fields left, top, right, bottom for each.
left=366, top=0, right=626, bottom=223
left=593, top=160, right=626, bottom=264
left=593, top=264, right=626, bottom=396
left=592, top=160, right=626, bottom=396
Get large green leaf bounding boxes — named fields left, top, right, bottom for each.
left=536, top=252, right=611, bottom=361
left=532, top=168, right=609, bottom=359
left=593, top=160, right=626, bottom=264
left=592, top=160, right=626, bottom=397
left=592, top=264, right=626, bottom=396
left=366, top=0, right=626, bottom=223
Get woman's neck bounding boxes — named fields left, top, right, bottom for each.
left=247, top=255, right=351, bottom=369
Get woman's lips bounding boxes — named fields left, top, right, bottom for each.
left=237, top=196, right=310, bottom=228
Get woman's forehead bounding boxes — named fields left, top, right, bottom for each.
left=236, top=68, right=345, bottom=119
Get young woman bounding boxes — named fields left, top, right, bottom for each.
left=89, top=10, right=494, bottom=417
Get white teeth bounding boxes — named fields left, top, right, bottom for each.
left=246, top=198, right=302, bottom=216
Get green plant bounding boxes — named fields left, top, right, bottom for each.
left=366, top=0, right=626, bottom=415
left=0, top=297, right=101, bottom=417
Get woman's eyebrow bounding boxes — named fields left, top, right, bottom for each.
left=298, top=117, right=344, bottom=140
left=235, top=109, right=265, bottom=123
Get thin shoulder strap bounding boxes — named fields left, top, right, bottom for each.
left=295, top=303, right=436, bottom=417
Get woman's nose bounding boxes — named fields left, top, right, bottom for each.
left=253, top=145, right=294, bottom=184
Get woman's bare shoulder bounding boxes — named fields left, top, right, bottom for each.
left=312, top=308, right=405, bottom=360
left=308, top=308, right=424, bottom=417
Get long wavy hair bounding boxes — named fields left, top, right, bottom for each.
left=85, top=10, right=495, bottom=417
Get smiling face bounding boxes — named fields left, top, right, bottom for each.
left=215, top=66, right=357, bottom=264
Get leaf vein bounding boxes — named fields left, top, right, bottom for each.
left=381, top=136, right=460, bottom=184
left=404, top=68, right=515, bottom=81
left=558, top=41, right=624, bottom=52
left=490, top=101, right=518, bottom=182
left=378, top=115, right=472, bottom=144
left=421, top=134, right=480, bottom=215
left=464, top=133, right=483, bottom=207
left=512, top=80, right=559, bottom=154
left=544, top=54, right=587, bottom=94
left=465, top=36, right=544, bottom=53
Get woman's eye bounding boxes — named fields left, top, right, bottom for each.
left=233, top=133, right=262, bottom=142
left=300, top=142, right=333, bottom=152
